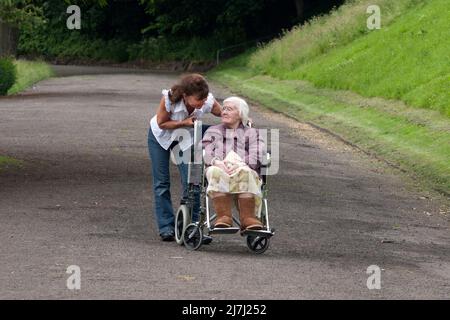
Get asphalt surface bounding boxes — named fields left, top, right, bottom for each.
left=0, top=65, right=449, bottom=299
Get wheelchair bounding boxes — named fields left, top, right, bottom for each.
left=174, top=120, right=275, bottom=254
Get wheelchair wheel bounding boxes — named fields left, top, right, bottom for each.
left=246, top=235, right=270, bottom=254
left=175, top=205, right=190, bottom=245
left=183, top=223, right=203, bottom=250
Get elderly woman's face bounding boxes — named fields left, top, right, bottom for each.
left=221, top=101, right=241, bottom=127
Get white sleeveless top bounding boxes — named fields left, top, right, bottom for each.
left=150, top=89, right=215, bottom=151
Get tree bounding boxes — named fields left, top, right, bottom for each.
left=0, top=0, right=44, bottom=28
left=138, top=0, right=297, bottom=42
left=0, top=0, right=45, bottom=56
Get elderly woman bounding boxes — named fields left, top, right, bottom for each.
left=202, top=97, right=265, bottom=231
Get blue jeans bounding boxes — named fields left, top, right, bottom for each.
left=148, top=128, right=202, bottom=235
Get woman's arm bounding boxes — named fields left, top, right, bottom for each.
left=156, top=96, right=194, bottom=129
left=210, top=99, right=222, bottom=117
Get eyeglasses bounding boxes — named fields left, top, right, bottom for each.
left=222, top=106, right=237, bottom=112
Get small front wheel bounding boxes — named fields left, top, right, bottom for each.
left=246, top=235, right=270, bottom=254
left=183, top=223, right=203, bottom=250
left=175, top=205, right=190, bottom=245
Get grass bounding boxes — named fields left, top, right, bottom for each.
left=249, top=0, right=450, bottom=117
left=0, top=155, right=23, bottom=172
left=7, top=60, right=54, bottom=95
left=209, top=58, right=450, bottom=196
left=249, top=0, right=423, bottom=73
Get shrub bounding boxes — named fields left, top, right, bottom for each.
left=0, top=57, right=17, bottom=95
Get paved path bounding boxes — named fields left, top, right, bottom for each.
left=0, top=65, right=449, bottom=299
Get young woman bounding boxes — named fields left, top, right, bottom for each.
left=148, top=74, right=222, bottom=241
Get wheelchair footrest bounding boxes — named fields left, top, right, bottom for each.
left=209, top=227, right=241, bottom=234
left=241, top=229, right=274, bottom=238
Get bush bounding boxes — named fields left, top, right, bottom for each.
left=0, top=57, right=17, bottom=95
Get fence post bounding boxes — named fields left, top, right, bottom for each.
left=216, top=49, right=222, bottom=66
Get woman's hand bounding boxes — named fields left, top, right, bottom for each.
left=226, top=163, right=240, bottom=175
left=213, top=159, right=246, bottom=175
left=223, top=160, right=246, bottom=175
left=212, top=159, right=229, bottom=173
left=182, top=116, right=196, bottom=127
left=211, top=100, right=222, bottom=117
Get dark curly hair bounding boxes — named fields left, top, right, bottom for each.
left=169, top=73, right=209, bottom=104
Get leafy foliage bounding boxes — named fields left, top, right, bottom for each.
left=0, top=0, right=44, bottom=28
left=0, top=57, right=17, bottom=95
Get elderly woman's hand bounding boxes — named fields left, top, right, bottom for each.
left=213, top=159, right=243, bottom=175
left=212, top=159, right=229, bottom=173
left=224, top=159, right=246, bottom=175
left=226, top=163, right=240, bottom=175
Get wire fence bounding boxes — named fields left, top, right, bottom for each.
left=215, top=34, right=278, bottom=65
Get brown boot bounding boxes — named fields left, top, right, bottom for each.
left=212, top=194, right=233, bottom=228
left=238, top=197, right=263, bottom=230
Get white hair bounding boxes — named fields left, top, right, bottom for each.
left=223, top=96, right=250, bottom=127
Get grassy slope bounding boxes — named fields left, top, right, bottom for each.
left=8, top=60, right=54, bottom=95
left=250, top=0, right=449, bottom=117
left=209, top=0, right=450, bottom=196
